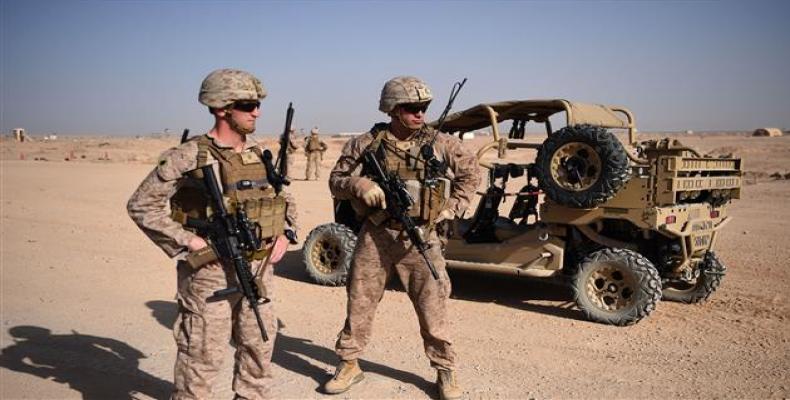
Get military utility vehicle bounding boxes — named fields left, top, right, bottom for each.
left=303, top=100, right=742, bottom=325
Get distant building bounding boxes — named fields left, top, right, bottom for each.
left=753, top=127, right=783, bottom=137
left=334, top=132, right=364, bottom=137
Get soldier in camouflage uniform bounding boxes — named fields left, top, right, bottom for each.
left=323, top=76, right=481, bottom=400
left=285, top=127, right=299, bottom=180
left=127, top=69, right=298, bottom=400
left=304, top=126, right=327, bottom=180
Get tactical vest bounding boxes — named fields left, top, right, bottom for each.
left=170, top=136, right=287, bottom=260
left=306, top=136, right=324, bottom=152
left=368, top=127, right=450, bottom=225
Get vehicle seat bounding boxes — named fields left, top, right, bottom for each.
left=454, top=217, right=528, bottom=242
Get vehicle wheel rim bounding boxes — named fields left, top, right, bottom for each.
left=550, top=142, right=601, bottom=191
left=585, top=262, right=638, bottom=311
left=310, top=234, right=342, bottom=274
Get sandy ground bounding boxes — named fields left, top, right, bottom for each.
left=1, top=133, right=789, bottom=399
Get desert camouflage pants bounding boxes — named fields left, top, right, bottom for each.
left=173, top=259, right=277, bottom=400
left=305, top=152, right=322, bottom=180
left=335, top=222, right=456, bottom=370
left=285, top=158, right=294, bottom=180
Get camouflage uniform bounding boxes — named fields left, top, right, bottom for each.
left=128, top=69, right=297, bottom=400
left=304, top=129, right=327, bottom=180
left=329, top=124, right=480, bottom=370
left=285, top=134, right=298, bottom=180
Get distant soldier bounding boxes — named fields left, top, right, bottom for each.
left=323, top=76, right=481, bottom=400
left=13, top=128, right=26, bottom=142
left=304, top=126, right=327, bottom=180
left=127, top=68, right=298, bottom=400
left=285, top=127, right=299, bottom=179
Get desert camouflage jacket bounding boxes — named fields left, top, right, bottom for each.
left=127, top=134, right=298, bottom=258
left=304, top=136, right=328, bottom=153
left=329, top=123, right=481, bottom=219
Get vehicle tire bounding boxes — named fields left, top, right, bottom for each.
left=302, top=223, right=357, bottom=286
left=535, top=124, right=630, bottom=208
left=573, top=248, right=662, bottom=326
left=662, top=251, right=726, bottom=303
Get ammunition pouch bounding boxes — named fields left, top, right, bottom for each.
left=232, top=196, right=287, bottom=241
left=403, top=178, right=450, bottom=224
left=185, top=246, right=218, bottom=269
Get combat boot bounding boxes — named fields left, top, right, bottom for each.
left=437, top=369, right=462, bottom=400
left=323, top=359, right=364, bottom=394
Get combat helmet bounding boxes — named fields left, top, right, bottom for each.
left=199, top=69, right=267, bottom=109
left=379, top=76, right=432, bottom=114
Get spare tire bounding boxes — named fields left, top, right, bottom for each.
left=302, top=223, right=357, bottom=286
left=536, top=124, right=630, bottom=208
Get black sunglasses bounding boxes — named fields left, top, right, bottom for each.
left=232, top=101, right=261, bottom=112
left=400, top=103, right=430, bottom=114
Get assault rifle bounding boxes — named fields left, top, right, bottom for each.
left=180, top=128, right=190, bottom=144
left=262, top=102, right=294, bottom=195
left=362, top=148, right=440, bottom=280
left=185, top=164, right=271, bottom=342
left=434, top=78, right=467, bottom=133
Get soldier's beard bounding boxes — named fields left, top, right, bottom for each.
left=226, top=114, right=256, bottom=135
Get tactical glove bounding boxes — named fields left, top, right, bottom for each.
left=362, top=184, right=387, bottom=209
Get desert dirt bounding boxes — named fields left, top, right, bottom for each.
left=1, top=132, right=789, bottom=399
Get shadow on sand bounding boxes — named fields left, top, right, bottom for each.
left=0, top=325, right=172, bottom=399
left=272, top=248, right=314, bottom=284
left=145, top=300, right=435, bottom=397
left=447, top=269, right=587, bottom=322
left=275, top=245, right=586, bottom=322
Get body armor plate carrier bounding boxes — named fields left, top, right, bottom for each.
left=170, top=135, right=287, bottom=260
left=369, top=127, right=450, bottom=225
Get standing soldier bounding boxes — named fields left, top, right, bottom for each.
left=285, top=127, right=299, bottom=180
left=304, top=126, right=327, bottom=180
left=323, top=76, right=481, bottom=400
left=127, top=68, right=297, bottom=400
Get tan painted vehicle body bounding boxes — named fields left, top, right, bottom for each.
left=440, top=100, right=740, bottom=283
left=303, top=99, right=742, bottom=325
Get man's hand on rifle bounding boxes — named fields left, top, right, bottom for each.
left=362, top=184, right=387, bottom=209
left=187, top=236, right=209, bottom=252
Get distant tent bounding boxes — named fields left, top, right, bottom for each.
left=752, top=127, right=783, bottom=137
left=460, top=131, right=475, bottom=141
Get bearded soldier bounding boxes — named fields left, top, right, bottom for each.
left=127, top=68, right=297, bottom=400
left=323, top=76, right=481, bottom=400
left=304, top=126, right=328, bottom=180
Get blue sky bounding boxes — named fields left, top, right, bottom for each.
left=1, top=0, right=789, bottom=136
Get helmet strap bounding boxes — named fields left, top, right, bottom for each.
left=390, top=109, right=420, bottom=140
